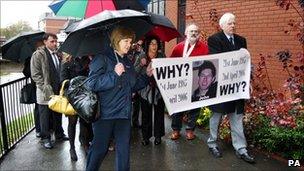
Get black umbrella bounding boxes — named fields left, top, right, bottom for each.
left=59, top=9, right=153, bottom=58
left=1, top=30, right=45, bottom=63
left=62, top=19, right=81, bottom=33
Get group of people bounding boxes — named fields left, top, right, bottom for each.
left=28, top=12, right=254, bottom=171
left=29, top=32, right=94, bottom=162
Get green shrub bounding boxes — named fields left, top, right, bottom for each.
left=252, top=114, right=304, bottom=160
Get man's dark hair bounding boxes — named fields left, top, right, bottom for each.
left=198, top=60, right=216, bottom=77
left=42, top=33, right=57, bottom=41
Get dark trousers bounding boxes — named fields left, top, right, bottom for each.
left=140, top=97, right=165, bottom=140
left=132, top=93, right=140, bottom=126
left=79, top=117, right=93, bottom=146
left=171, top=108, right=200, bottom=131
left=39, top=105, right=64, bottom=140
left=34, top=103, right=40, bottom=133
left=86, top=119, right=131, bottom=171
left=38, top=105, right=52, bottom=140
left=52, top=111, right=64, bottom=138
left=68, top=115, right=93, bottom=149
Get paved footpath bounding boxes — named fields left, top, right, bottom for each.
left=0, top=115, right=300, bottom=170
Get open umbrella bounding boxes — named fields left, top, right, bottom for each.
left=59, top=9, right=153, bottom=58
left=1, top=31, right=45, bottom=63
left=144, top=13, right=181, bottom=42
left=48, top=0, right=150, bottom=19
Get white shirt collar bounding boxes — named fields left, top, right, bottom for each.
left=46, top=48, right=56, bottom=55
left=223, top=32, right=234, bottom=40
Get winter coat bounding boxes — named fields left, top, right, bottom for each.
left=86, top=48, right=149, bottom=120
left=30, top=47, right=54, bottom=105
left=136, top=52, right=165, bottom=105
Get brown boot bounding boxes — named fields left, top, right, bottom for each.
left=186, top=130, right=195, bottom=140
left=170, top=130, right=180, bottom=140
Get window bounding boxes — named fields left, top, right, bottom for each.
left=147, top=0, right=165, bottom=15
left=177, top=0, right=186, bottom=42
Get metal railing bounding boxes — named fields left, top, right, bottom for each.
left=0, top=77, right=35, bottom=159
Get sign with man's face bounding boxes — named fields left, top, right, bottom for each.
left=152, top=49, right=251, bottom=115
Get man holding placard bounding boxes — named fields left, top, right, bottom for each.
left=207, top=12, right=255, bottom=164
left=169, top=23, right=209, bottom=140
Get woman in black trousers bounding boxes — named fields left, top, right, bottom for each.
left=137, top=36, right=166, bottom=145
left=60, top=54, right=93, bottom=161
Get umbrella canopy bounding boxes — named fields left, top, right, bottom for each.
left=1, top=31, right=45, bottom=63
left=144, top=13, right=181, bottom=42
left=59, top=9, right=153, bottom=57
left=48, top=0, right=150, bottom=19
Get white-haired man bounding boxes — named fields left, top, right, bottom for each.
left=207, top=12, right=255, bottom=164
left=169, top=23, right=208, bottom=140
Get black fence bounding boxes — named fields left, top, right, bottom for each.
left=0, top=77, right=35, bottom=159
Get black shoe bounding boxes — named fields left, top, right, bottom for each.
left=236, top=152, right=255, bottom=164
left=36, top=132, right=41, bottom=138
left=70, top=149, right=78, bottom=161
left=154, top=137, right=161, bottom=145
left=141, top=139, right=150, bottom=146
left=42, top=140, right=53, bottom=149
left=56, top=134, right=69, bottom=141
left=209, top=147, right=222, bottom=158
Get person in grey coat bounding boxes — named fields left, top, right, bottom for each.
left=85, top=26, right=153, bottom=171
left=31, top=33, right=68, bottom=149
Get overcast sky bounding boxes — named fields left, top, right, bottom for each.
left=1, top=0, right=53, bottom=29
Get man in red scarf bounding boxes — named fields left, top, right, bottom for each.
left=169, top=23, right=208, bottom=140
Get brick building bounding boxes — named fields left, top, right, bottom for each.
left=38, top=12, right=70, bottom=34
left=162, top=0, right=302, bottom=90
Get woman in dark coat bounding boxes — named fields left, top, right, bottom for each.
left=136, top=36, right=166, bottom=146
left=60, top=54, right=93, bottom=161
left=85, top=26, right=152, bottom=171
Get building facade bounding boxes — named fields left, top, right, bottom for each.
left=164, top=0, right=302, bottom=90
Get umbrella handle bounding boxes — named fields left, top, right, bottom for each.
left=113, top=50, right=120, bottom=64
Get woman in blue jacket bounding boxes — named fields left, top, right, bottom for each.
left=85, top=26, right=153, bottom=171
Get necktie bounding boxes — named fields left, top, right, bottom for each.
left=229, top=37, right=234, bottom=46
left=52, top=53, right=59, bottom=69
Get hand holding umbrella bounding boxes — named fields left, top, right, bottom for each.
left=114, top=63, right=125, bottom=76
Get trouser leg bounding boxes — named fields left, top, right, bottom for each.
left=34, top=103, right=40, bottom=133
left=207, top=112, right=222, bottom=148
left=228, top=112, right=247, bottom=154
left=68, top=115, right=77, bottom=149
left=113, top=119, right=131, bottom=171
left=39, top=105, right=51, bottom=140
left=132, top=93, right=140, bottom=126
left=154, top=99, right=165, bottom=138
left=86, top=119, right=113, bottom=171
left=171, top=112, right=183, bottom=131
left=186, top=108, right=200, bottom=130
left=52, top=111, right=64, bottom=137
left=140, top=98, right=152, bottom=140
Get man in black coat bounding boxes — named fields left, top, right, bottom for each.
left=207, top=12, right=255, bottom=164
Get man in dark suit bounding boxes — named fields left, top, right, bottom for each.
left=31, top=33, right=68, bottom=149
left=207, top=12, right=255, bottom=164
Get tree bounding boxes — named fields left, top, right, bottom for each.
left=0, top=20, right=33, bottom=40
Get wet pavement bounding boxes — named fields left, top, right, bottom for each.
left=0, top=115, right=299, bottom=170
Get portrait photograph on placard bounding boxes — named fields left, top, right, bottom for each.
left=192, top=59, right=219, bottom=102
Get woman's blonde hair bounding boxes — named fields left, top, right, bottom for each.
left=62, top=52, right=72, bottom=63
left=110, top=26, right=135, bottom=51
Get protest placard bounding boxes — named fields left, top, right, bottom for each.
left=152, top=49, right=251, bottom=115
